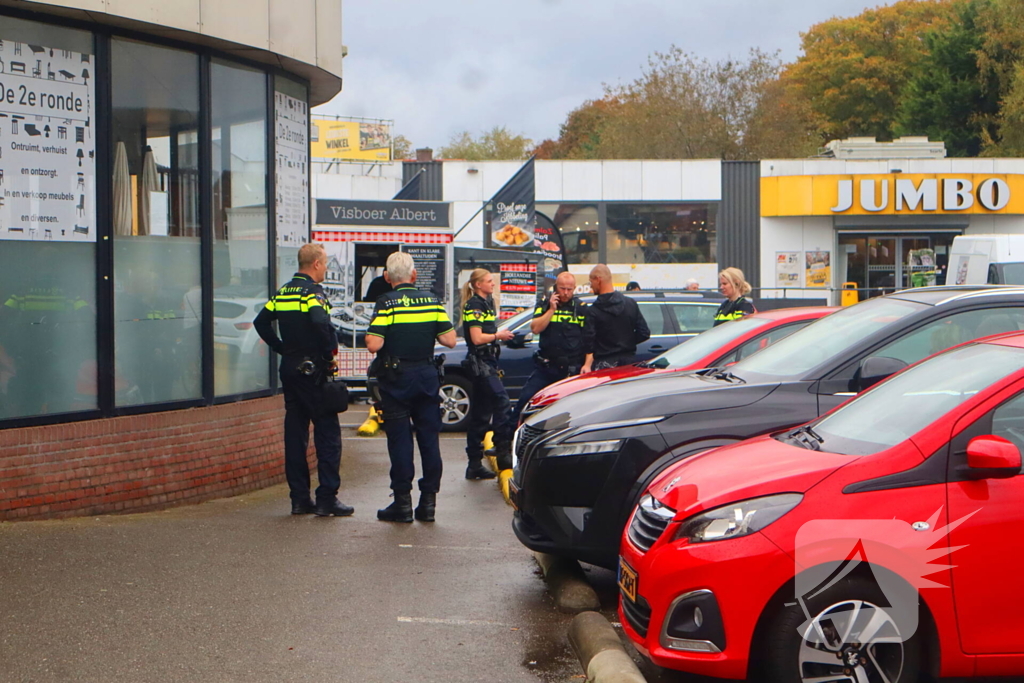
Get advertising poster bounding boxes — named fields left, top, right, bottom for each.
left=499, top=263, right=537, bottom=320
left=775, top=251, right=800, bottom=287
left=274, top=91, right=309, bottom=247
left=805, top=250, right=831, bottom=288
left=402, top=244, right=446, bottom=302
left=0, top=41, right=95, bottom=242
left=310, top=117, right=392, bottom=162
left=486, top=158, right=535, bottom=251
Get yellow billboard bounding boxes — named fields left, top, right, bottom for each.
left=761, top=173, right=1024, bottom=216
left=311, top=117, right=392, bottom=162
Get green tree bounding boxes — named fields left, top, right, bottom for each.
left=895, top=0, right=999, bottom=156
left=439, top=126, right=533, bottom=160
left=976, top=0, right=1024, bottom=153
left=787, top=0, right=954, bottom=141
left=391, top=134, right=413, bottom=160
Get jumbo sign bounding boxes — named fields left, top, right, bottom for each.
left=761, top=173, right=1024, bottom=217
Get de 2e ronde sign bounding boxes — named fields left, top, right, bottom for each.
left=832, top=177, right=1010, bottom=213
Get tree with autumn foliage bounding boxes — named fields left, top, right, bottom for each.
left=784, top=0, right=954, bottom=141
left=439, top=126, right=533, bottom=160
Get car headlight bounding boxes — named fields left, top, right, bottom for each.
left=674, top=494, right=803, bottom=543
left=542, top=439, right=622, bottom=458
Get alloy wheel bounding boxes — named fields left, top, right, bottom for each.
left=797, top=599, right=904, bottom=683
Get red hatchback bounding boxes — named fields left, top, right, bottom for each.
left=619, top=333, right=1024, bottom=682
left=522, top=307, right=836, bottom=421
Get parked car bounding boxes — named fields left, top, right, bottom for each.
left=619, top=333, right=1024, bottom=682
left=520, top=306, right=836, bottom=423
left=437, top=291, right=724, bottom=431
left=510, top=286, right=1024, bottom=569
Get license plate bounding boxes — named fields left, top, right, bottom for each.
left=507, top=479, right=520, bottom=510
left=618, top=557, right=638, bottom=603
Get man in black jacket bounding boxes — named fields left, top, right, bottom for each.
left=583, top=264, right=650, bottom=371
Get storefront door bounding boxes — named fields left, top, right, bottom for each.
left=839, top=233, right=958, bottom=299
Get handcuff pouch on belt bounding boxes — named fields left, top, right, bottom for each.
left=368, top=354, right=401, bottom=382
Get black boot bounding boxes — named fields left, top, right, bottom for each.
left=465, top=458, right=496, bottom=480
left=377, top=491, right=413, bottom=523
left=414, top=492, right=436, bottom=522
left=315, top=498, right=354, bottom=517
left=495, top=443, right=513, bottom=471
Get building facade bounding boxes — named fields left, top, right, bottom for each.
left=0, top=0, right=343, bottom=519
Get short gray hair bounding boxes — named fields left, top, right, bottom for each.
left=386, top=251, right=416, bottom=283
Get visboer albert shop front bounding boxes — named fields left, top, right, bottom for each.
left=0, top=1, right=344, bottom=520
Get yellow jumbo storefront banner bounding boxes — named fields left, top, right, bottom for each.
left=310, top=118, right=392, bottom=161
left=761, top=173, right=1024, bottom=216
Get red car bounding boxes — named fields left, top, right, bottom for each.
left=522, top=307, right=836, bottom=420
left=619, top=332, right=1024, bottom=682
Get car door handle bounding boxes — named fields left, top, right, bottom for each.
left=649, top=345, right=666, bottom=351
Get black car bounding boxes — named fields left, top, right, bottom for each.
left=510, top=286, right=1024, bottom=568
left=436, top=291, right=724, bottom=431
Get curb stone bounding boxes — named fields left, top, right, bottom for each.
left=533, top=552, right=601, bottom=613
left=569, top=611, right=647, bottom=683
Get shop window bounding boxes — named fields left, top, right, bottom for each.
left=112, top=39, right=202, bottom=406
left=537, top=203, right=598, bottom=265
left=606, top=204, right=717, bottom=264
left=0, top=18, right=96, bottom=420
left=212, top=60, right=269, bottom=396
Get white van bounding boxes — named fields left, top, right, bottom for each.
left=947, top=234, right=1024, bottom=285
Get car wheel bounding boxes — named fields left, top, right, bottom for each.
left=760, top=577, right=921, bottom=683
left=439, top=374, right=472, bottom=432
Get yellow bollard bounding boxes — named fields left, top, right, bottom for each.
left=841, top=282, right=859, bottom=307
left=483, top=430, right=495, bottom=451
left=357, top=406, right=381, bottom=436
left=499, top=470, right=514, bottom=506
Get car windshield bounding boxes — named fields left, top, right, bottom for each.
left=648, top=316, right=771, bottom=369
left=802, top=343, right=1024, bottom=456
left=732, top=297, right=926, bottom=380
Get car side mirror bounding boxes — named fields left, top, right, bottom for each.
left=506, top=331, right=533, bottom=349
left=856, top=356, right=907, bottom=392
left=964, top=435, right=1022, bottom=480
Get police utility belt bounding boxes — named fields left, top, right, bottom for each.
left=461, top=342, right=501, bottom=379
left=534, top=350, right=582, bottom=373
left=369, top=354, right=446, bottom=383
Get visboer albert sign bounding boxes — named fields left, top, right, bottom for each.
left=315, top=199, right=450, bottom=228
left=761, top=174, right=1024, bottom=217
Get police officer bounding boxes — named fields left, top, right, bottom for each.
left=461, top=268, right=514, bottom=478
left=254, top=243, right=353, bottom=517
left=510, top=271, right=591, bottom=424
left=714, top=267, right=756, bottom=326
left=365, top=252, right=457, bottom=523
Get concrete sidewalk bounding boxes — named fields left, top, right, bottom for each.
left=0, top=432, right=582, bottom=683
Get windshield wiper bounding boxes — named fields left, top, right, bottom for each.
left=697, top=367, right=746, bottom=384
left=787, top=424, right=824, bottom=451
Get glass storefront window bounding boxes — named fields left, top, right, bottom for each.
left=212, top=60, right=269, bottom=396
left=537, top=203, right=598, bottom=265
left=0, top=18, right=96, bottom=420
left=606, top=203, right=717, bottom=264
left=112, top=39, right=202, bottom=406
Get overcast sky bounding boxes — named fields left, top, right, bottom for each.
left=315, top=0, right=899, bottom=150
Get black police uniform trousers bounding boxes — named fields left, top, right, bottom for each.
left=466, top=356, right=512, bottom=460
left=378, top=364, right=443, bottom=493
left=510, top=361, right=573, bottom=425
left=280, top=358, right=342, bottom=503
